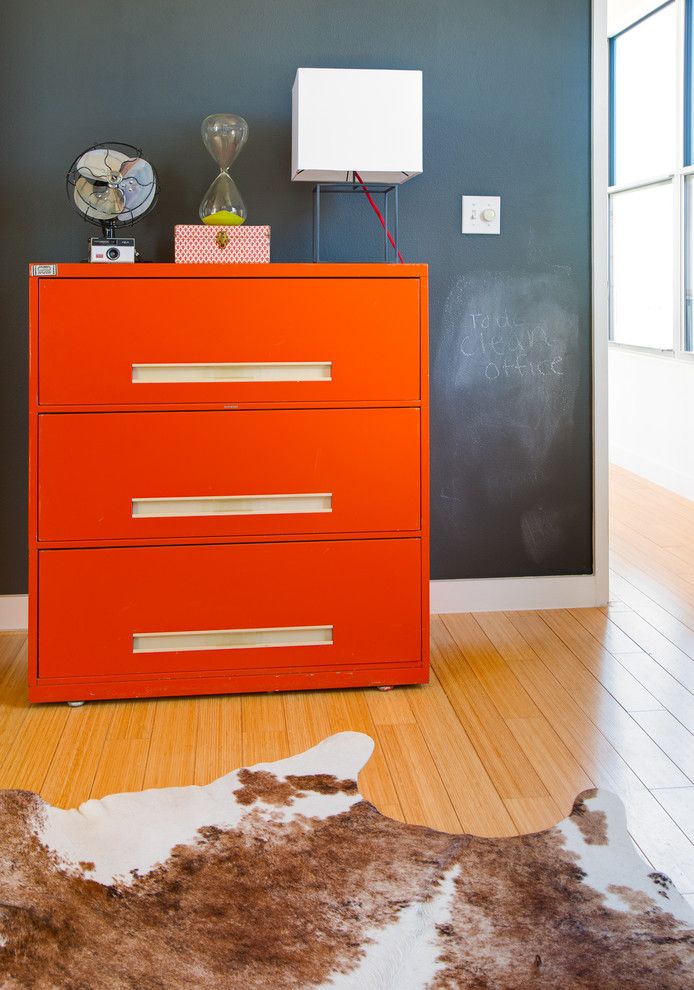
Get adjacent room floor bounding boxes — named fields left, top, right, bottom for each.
left=1, top=464, right=693, bottom=906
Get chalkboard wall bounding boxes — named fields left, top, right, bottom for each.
left=0, top=0, right=592, bottom=593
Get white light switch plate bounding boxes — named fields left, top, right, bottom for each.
left=462, top=195, right=501, bottom=234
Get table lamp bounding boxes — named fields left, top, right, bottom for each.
left=291, top=68, right=423, bottom=261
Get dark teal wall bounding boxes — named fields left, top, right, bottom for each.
left=0, top=0, right=592, bottom=592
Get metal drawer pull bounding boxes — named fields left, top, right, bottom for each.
left=132, top=493, right=332, bottom=518
left=132, top=625, right=334, bottom=654
left=131, top=361, right=332, bottom=383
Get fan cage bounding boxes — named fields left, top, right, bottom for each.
left=66, top=142, right=158, bottom=236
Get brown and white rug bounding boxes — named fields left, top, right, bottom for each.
left=1, top=731, right=692, bottom=988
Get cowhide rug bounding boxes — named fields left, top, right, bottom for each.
left=1, top=732, right=692, bottom=988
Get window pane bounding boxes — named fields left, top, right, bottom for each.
left=610, top=182, right=674, bottom=348
left=612, top=2, right=677, bottom=186
left=685, top=175, right=694, bottom=349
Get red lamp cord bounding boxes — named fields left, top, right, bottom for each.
left=353, top=171, right=405, bottom=263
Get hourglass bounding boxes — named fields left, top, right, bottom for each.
left=199, top=113, right=248, bottom=226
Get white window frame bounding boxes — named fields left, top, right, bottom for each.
left=608, top=0, right=694, bottom=360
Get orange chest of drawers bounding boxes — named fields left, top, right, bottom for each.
left=28, top=263, right=429, bottom=703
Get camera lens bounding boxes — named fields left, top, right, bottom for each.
left=106, top=247, right=120, bottom=261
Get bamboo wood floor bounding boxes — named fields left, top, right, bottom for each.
left=1, top=463, right=693, bottom=906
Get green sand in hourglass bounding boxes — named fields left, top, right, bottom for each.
left=199, top=113, right=248, bottom=226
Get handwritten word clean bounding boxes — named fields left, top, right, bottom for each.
left=460, top=311, right=565, bottom=381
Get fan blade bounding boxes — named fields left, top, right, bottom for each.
left=74, top=147, right=128, bottom=182
left=74, top=177, right=126, bottom=219
left=126, top=183, right=156, bottom=221
left=118, top=157, right=155, bottom=212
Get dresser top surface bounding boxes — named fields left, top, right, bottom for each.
left=29, top=262, right=428, bottom=280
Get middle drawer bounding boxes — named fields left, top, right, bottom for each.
left=39, top=408, right=421, bottom=541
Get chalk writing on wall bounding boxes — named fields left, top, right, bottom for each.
left=430, top=270, right=592, bottom=579
left=459, top=314, right=566, bottom=381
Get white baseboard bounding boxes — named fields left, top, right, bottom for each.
left=0, top=595, right=28, bottom=631
left=2, top=577, right=608, bottom=631
left=431, top=574, right=607, bottom=614
left=610, top=446, right=694, bottom=502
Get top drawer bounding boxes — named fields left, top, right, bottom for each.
left=37, top=277, right=421, bottom=405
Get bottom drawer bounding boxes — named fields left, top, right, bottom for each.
left=38, top=539, right=422, bottom=681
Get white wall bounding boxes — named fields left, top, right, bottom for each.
left=609, top=346, right=694, bottom=499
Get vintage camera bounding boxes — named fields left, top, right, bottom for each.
left=89, top=237, right=136, bottom=263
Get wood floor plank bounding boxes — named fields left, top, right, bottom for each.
left=283, top=690, right=340, bottom=763
left=0, top=631, right=25, bottom=669
left=500, top=797, right=566, bottom=835
left=610, top=477, right=694, bottom=543
left=374, top=722, right=461, bottom=833
left=91, top=699, right=157, bottom=797
left=539, top=609, right=662, bottom=712
left=142, top=697, right=199, bottom=790
left=621, top=527, right=694, bottom=580
left=1, top=638, right=29, bottom=696
left=605, top=610, right=694, bottom=693
left=91, top=738, right=152, bottom=798
left=505, top=611, right=689, bottom=789
left=474, top=610, right=647, bottom=801
left=0, top=640, right=33, bottom=769
left=611, top=531, right=694, bottom=585
left=568, top=606, right=644, bottom=654
left=607, top=572, right=694, bottom=659
left=611, top=551, right=694, bottom=632
left=612, top=498, right=694, bottom=544
left=611, top=518, right=694, bottom=578
left=438, top=613, right=540, bottom=720
left=621, top=788, right=694, bottom=894
left=614, top=466, right=691, bottom=509
left=600, top=601, right=631, bottom=613
left=432, top=616, right=562, bottom=831
left=612, top=520, right=694, bottom=579
left=632, top=710, right=694, bottom=782
left=0, top=704, right=71, bottom=796
left=240, top=691, right=290, bottom=767
left=443, top=613, right=594, bottom=817
left=611, top=531, right=694, bottom=592
left=666, top=544, right=694, bottom=570
left=320, top=689, right=404, bottom=821
left=653, top=788, right=694, bottom=847
left=364, top=682, right=417, bottom=725
left=406, top=666, right=516, bottom=836
left=107, top=697, right=157, bottom=743
left=504, top=716, right=593, bottom=811
left=0, top=638, right=72, bottom=797
left=610, top=499, right=694, bottom=584
left=612, top=652, right=694, bottom=737
left=610, top=464, right=691, bottom=508
left=610, top=503, right=684, bottom=546
left=41, top=702, right=116, bottom=808
left=193, top=694, right=243, bottom=786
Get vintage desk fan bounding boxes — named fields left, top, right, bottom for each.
left=66, top=143, right=157, bottom=261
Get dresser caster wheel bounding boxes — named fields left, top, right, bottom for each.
left=377, top=685, right=394, bottom=692
left=67, top=701, right=86, bottom=708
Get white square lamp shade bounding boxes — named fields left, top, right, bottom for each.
left=291, top=68, right=423, bottom=184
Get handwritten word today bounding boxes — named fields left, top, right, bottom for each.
left=460, top=312, right=565, bottom=381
